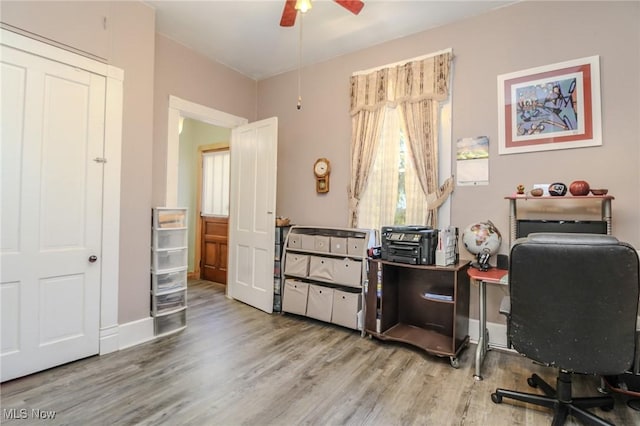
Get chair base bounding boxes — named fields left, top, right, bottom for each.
left=491, top=371, right=615, bottom=426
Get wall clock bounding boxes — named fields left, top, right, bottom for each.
left=313, top=158, right=331, bottom=193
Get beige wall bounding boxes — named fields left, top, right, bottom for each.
left=3, top=0, right=639, bottom=331
left=152, top=34, right=258, bottom=207
left=2, top=0, right=157, bottom=324
left=258, top=1, right=640, bottom=323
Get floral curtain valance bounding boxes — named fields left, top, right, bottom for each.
left=349, top=52, right=452, bottom=115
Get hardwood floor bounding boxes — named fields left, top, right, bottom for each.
left=2, top=279, right=638, bottom=425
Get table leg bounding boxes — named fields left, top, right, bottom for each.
left=474, top=280, right=488, bottom=380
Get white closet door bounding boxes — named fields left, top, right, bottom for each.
left=1, top=45, right=105, bottom=382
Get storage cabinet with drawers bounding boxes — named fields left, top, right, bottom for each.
left=273, top=225, right=291, bottom=312
left=281, top=226, right=375, bottom=331
left=151, top=207, right=188, bottom=336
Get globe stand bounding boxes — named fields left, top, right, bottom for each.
left=471, top=249, right=492, bottom=271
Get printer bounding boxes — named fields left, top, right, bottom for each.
left=380, top=225, right=439, bottom=265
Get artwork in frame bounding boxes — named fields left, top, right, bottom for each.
left=497, top=55, right=602, bottom=155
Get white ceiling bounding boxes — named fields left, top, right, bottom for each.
left=146, top=0, right=518, bottom=80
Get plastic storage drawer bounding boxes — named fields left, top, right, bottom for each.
left=153, top=208, right=187, bottom=229
left=151, top=289, right=187, bottom=315
left=152, top=248, right=188, bottom=271
left=152, top=268, right=187, bottom=293
left=154, top=308, right=186, bottom=335
left=153, top=228, right=187, bottom=250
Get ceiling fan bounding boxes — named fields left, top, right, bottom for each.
left=280, top=0, right=365, bottom=27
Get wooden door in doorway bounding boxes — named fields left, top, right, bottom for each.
left=201, top=216, right=228, bottom=284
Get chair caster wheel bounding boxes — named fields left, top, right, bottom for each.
left=450, top=357, right=460, bottom=368
left=601, top=404, right=614, bottom=412
left=527, top=377, right=537, bottom=388
left=491, top=393, right=502, bottom=404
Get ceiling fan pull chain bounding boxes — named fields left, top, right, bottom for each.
left=297, top=13, right=303, bottom=110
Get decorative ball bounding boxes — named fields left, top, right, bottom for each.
left=462, top=220, right=502, bottom=256
left=569, top=180, right=590, bottom=196
left=548, top=182, right=567, bottom=196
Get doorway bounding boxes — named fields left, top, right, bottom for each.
left=177, top=117, right=231, bottom=282
left=166, top=97, right=278, bottom=313
left=197, top=146, right=230, bottom=284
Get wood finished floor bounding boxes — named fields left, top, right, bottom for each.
left=2, top=279, right=639, bottom=426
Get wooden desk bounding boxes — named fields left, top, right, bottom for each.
left=366, top=260, right=470, bottom=368
left=467, top=267, right=508, bottom=380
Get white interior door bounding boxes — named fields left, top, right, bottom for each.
left=1, top=45, right=105, bottom=382
left=227, top=117, right=277, bottom=313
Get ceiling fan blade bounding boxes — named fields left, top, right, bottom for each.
left=334, top=0, right=365, bottom=15
left=280, top=0, right=298, bottom=27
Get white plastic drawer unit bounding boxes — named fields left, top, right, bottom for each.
left=153, top=208, right=187, bottom=229
left=151, top=248, right=188, bottom=272
left=154, top=308, right=186, bottom=335
left=152, top=268, right=187, bottom=293
left=151, top=289, right=187, bottom=315
left=153, top=228, right=188, bottom=250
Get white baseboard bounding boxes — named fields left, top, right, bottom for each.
left=99, top=324, right=120, bottom=355
left=468, top=319, right=509, bottom=349
left=118, top=316, right=155, bottom=350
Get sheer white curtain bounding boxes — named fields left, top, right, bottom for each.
left=404, top=138, right=429, bottom=225
left=201, top=150, right=230, bottom=216
left=358, top=106, right=401, bottom=230
left=358, top=106, right=429, bottom=228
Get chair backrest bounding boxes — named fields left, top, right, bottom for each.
left=509, top=233, right=639, bottom=375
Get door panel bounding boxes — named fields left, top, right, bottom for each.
left=0, top=45, right=104, bottom=382
left=201, top=216, right=228, bottom=284
left=227, top=118, right=277, bottom=313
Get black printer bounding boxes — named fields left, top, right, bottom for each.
left=380, top=225, right=439, bottom=265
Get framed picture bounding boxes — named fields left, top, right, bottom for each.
left=497, top=55, right=601, bottom=155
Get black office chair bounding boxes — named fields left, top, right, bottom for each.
left=491, top=233, right=640, bottom=426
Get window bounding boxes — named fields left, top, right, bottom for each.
left=357, top=106, right=428, bottom=231
left=201, top=150, right=230, bottom=216
left=349, top=50, right=453, bottom=232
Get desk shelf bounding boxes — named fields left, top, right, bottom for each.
left=365, top=260, right=470, bottom=367
left=505, top=194, right=614, bottom=246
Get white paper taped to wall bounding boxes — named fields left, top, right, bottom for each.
left=456, top=136, right=489, bottom=186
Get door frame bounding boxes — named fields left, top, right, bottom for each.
left=166, top=96, right=247, bottom=296
left=1, top=29, right=123, bottom=355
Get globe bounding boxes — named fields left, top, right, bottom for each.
left=462, top=220, right=502, bottom=255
